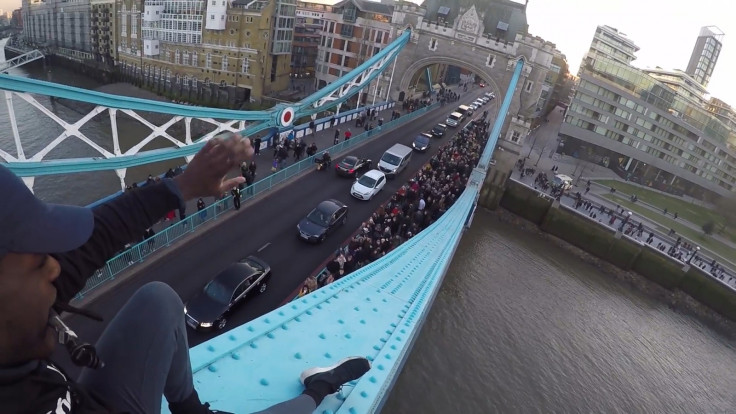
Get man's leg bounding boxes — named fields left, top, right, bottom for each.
left=251, top=357, right=370, bottom=414
left=78, top=282, right=199, bottom=414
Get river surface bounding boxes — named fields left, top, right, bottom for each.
left=383, top=208, right=736, bottom=413
left=0, top=38, right=183, bottom=205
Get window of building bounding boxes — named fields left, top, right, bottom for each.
left=206, top=52, right=212, bottom=68
left=241, top=57, right=250, bottom=74
left=340, top=24, right=354, bottom=37
left=486, top=54, right=495, bottom=67
left=429, top=38, right=437, bottom=51
left=183, top=51, right=190, bottom=66
left=192, top=51, right=198, bottom=67
left=131, top=9, right=138, bottom=37
left=525, top=80, right=533, bottom=93
left=511, top=130, right=520, bottom=143
left=175, top=49, right=180, bottom=64
left=222, top=56, right=228, bottom=71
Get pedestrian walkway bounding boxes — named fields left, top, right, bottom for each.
left=142, top=103, right=404, bottom=236
left=510, top=168, right=736, bottom=290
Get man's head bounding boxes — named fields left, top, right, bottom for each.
left=0, top=165, right=93, bottom=365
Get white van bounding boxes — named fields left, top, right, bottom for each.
left=553, top=174, right=573, bottom=191
left=378, top=143, right=413, bottom=179
left=458, top=105, right=472, bottom=116
left=445, top=112, right=464, bottom=127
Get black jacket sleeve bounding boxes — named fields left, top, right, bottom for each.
left=52, top=179, right=184, bottom=303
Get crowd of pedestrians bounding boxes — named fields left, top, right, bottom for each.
left=299, top=116, right=490, bottom=294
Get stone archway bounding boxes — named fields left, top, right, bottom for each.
left=396, top=55, right=504, bottom=101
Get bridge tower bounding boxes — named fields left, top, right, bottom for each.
left=389, top=1, right=554, bottom=153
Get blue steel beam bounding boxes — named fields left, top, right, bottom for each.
left=425, top=66, right=432, bottom=93
left=166, top=56, right=526, bottom=414
left=0, top=29, right=412, bottom=177
left=478, top=58, right=525, bottom=169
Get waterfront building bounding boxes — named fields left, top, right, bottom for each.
left=583, top=25, right=639, bottom=66
left=559, top=25, right=736, bottom=201
left=115, top=0, right=294, bottom=106
left=685, top=26, right=723, bottom=88
left=91, top=0, right=117, bottom=70
left=21, top=0, right=94, bottom=62
left=11, top=8, right=22, bottom=28
left=292, top=0, right=330, bottom=86
left=314, top=0, right=394, bottom=105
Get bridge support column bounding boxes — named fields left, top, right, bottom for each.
left=115, top=168, right=127, bottom=192
left=478, top=148, right=516, bottom=210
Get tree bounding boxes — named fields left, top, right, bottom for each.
left=702, top=220, right=715, bottom=235
left=714, top=196, right=736, bottom=233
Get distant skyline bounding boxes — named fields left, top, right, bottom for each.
left=523, top=0, right=736, bottom=106
left=3, top=0, right=735, bottom=106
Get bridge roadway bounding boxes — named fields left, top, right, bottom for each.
left=57, top=88, right=491, bottom=377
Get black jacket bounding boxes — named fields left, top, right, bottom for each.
left=0, top=179, right=183, bottom=413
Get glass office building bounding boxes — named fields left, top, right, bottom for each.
left=559, top=51, right=736, bottom=201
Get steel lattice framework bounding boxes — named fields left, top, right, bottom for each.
left=0, top=29, right=411, bottom=190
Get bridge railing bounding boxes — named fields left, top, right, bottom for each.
left=73, top=102, right=441, bottom=301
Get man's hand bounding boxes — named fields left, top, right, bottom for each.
left=174, top=133, right=254, bottom=201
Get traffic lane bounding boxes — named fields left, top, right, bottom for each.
left=184, top=110, right=482, bottom=345
left=59, top=102, right=467, bottom=346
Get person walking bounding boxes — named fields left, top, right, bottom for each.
left=232, top=185, right=241, bottom=210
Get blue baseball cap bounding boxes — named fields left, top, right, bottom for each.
left=0, top=164, right=94, bottom=257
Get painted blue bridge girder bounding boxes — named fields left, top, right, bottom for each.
left=0, top=29, right=411, bottom=179
left=168, top=58, right=528, bottom=413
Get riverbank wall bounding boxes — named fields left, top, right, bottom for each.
left=488, top=178, right=736, bottom=322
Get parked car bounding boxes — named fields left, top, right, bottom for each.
left=184, top=256, right=271, bottom=331
left=479, top=82, right=486, bottom=87
left=335, top=155, right=372, bottom=178
left=412, top=133, right=432, bottom=152
left=350, top=169, right=386, bottom=201
left=297, top=199, right=348, bottom=243
left=431, top=123, right=447, bottom=137
left=484, top=92, right=495, bottom=99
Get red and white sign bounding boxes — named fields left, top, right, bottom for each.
left=279, top=107, right=295, bottom=127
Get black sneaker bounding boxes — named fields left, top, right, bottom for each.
left=300, top=356, right=371, bottom=393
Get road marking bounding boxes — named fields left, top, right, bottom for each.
left=257, top=242, right=271, bottom=252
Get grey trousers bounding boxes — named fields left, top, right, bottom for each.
left=78, top=282, right=316, bottom=414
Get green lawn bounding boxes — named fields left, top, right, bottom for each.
left=594, top=179, right=735, bottom=242
left=601, top=194, right=736, bottom=265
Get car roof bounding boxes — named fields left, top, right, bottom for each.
left=363, top=169, right=385, bottom=179
left=213, top=263, right=259, bottom=291
left=435, top=123, right=446, bottom=128
left=419, top=132, right=432, bottom=138
left=318, top=199, right=345, bottom=213
left=341, top=155, right=358, bottom=163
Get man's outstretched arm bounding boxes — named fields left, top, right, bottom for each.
left=52, top=134, right=254, bottom=303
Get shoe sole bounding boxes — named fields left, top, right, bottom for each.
left=299, top=356, right=370, bottom=385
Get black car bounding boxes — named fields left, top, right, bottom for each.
left=431, top=123, right=447, bottom=137
left=412, top=133, right=432, bottom=152
left=297, top=199, right=348, bottom=243
left=184, top=256, right=271, bottom=331
left=335, top=155, right=372, bottom=178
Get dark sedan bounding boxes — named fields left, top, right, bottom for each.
left=297, top=199, right=348, bottom=243
left=412, top=133, right=432, bottom=152
left=184, top=256, right=271, bottom=331
left=335, top=155, right=372, bottom=178
left=431, top=123, right=447, bottom=137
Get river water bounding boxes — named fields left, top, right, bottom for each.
left=0, top=38, right=183, bottom=205
left=384, top=208, right=736, bottom=413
